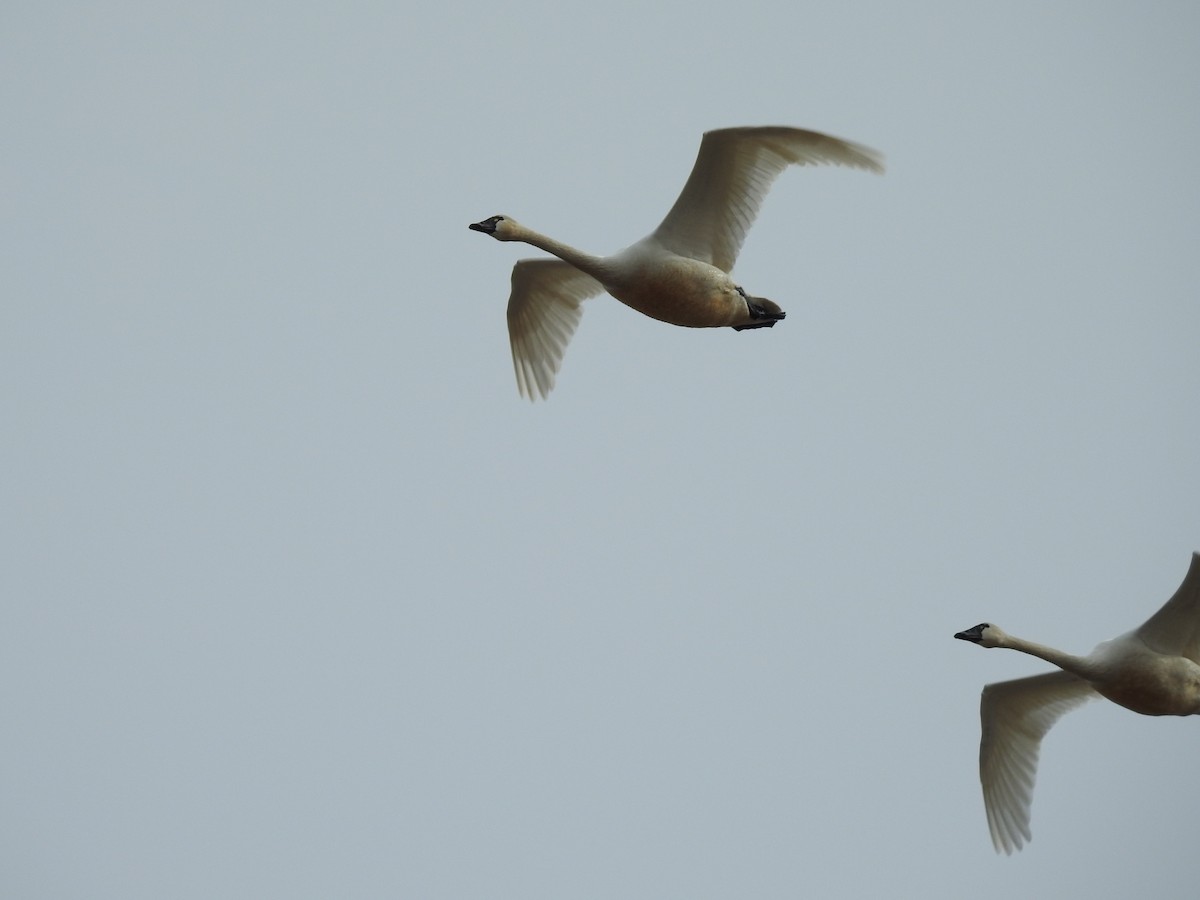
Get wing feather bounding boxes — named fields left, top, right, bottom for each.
left=506, top=259, right=604, bottom=401
left=1135, top=553, right=1200, bottom=661
left=977, top=671, right=1097, bottom=854
left=651, top=126, right=884, bottom=273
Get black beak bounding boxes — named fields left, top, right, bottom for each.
left=953, top=624, right=987, bottom=643
left=469, top=220, right=492, bottom=234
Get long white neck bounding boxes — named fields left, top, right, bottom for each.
left=1000, top=633, right=1103, bottom=680
left=511, top=224, right=612, bottom=283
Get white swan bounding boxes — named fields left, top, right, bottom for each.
left=954, top=552, right=1200, bottom=854
left=469, top=126, right=883, bottom=400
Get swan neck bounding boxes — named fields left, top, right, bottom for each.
left=514, top=226, right=608, bottom=280
left=1002, top=634, right=1100, bottom=679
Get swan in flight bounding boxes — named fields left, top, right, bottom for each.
left=469, top=126, right=883, bottom=400
left=954, top=552, right=1200, bottom=854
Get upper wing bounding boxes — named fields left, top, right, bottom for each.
left=1135, top=552, right=1200, bottom=662
left=506, top=258, right=605, bottom=401
left=977, top=670, right=1097, bottom=854
left=650, top=127, right=884, bottom=273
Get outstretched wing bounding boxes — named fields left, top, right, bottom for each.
left=977, top=671, right=1097, bottom=854
left=650, top=127, right=884, bottom=273
left=1135, top=553, right=1200, bottom=662
left=506, top=258, right=604, bottom=401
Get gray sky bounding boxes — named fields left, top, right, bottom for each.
left=4, top=2, right=1199, bottom=897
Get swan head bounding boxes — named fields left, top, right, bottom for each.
left=469, top=215, right=521, bottom=241
left=954, top=623, right=1006, bottom=648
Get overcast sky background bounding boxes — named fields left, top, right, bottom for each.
left=4, top=3, right=1200, bottom=898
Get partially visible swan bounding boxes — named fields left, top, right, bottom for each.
left=469, top=126, right=883, bottom=400
left=954, top=552, right=1200, bottom=854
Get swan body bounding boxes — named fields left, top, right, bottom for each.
left=469, top=126, right=884, bottom=400
left=954, top=552, right=1200, bottom=854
